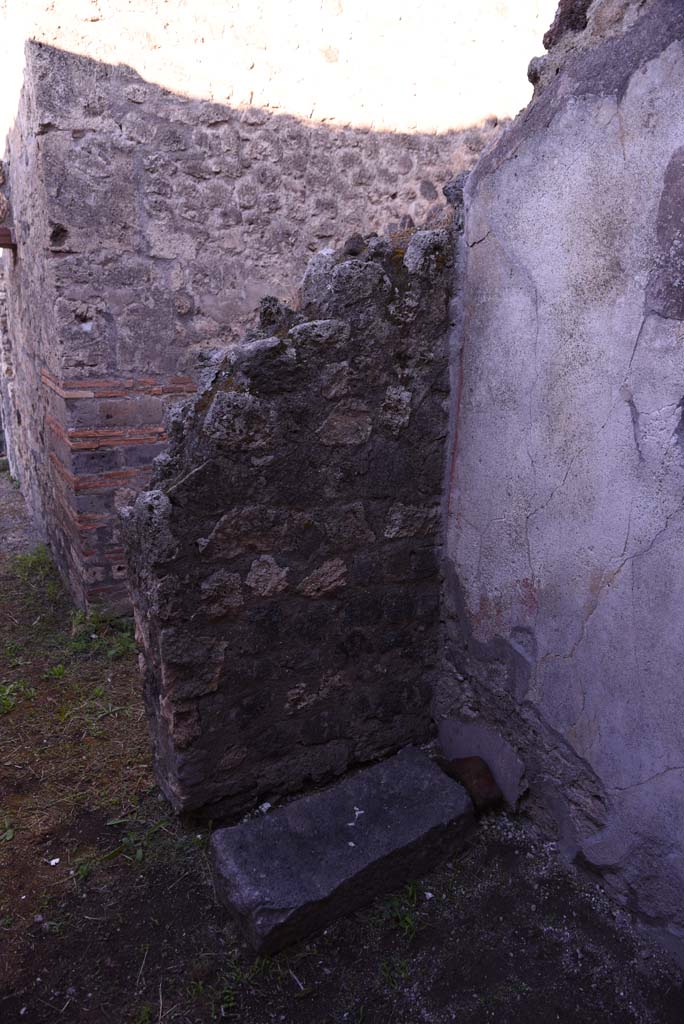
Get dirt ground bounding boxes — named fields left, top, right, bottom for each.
left=2, top=471, right=684, bottom=1024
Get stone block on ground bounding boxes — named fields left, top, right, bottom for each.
left=211, top=747, right=474, bottom=953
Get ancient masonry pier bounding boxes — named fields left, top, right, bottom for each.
left=121, top=227, right=453, bottom=819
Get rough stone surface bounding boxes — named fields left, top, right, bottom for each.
left=121, top=228, right=451, bottom=819
left=0, top=32, right=493, bottom=611
left=442, top=0, right=684, bottom=946
left=438, top=720, right=526, bottom=811
left=0, top=264, right=12, bottom=471
left=0, top=458, right=39, bottom=555
left=543, top=0, right=594, bottom=49
left=211, top=747, right=474, bottom=953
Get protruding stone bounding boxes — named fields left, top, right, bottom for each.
left=543, top=0, right=592, bottom=50
left=296, top=558, right=347, bottom=598
left=245, top=555, right=288, bottom=597
left=380, top=385, right=412, bottom=436
left=438, top=720, right=526, bottom=810
left=403, top=229, right=451, bottom=276
left=211, top=748, right=474, bottom=953
left=384, top=503, right=439, bottom=540
left=200, top=569, right=243, bottom=619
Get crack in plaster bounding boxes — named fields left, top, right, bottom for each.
left=542, top=499, right=684, bottom=673
left=626, top=393, right=645, bottom=461
left=627, top=314, right=648, bottom=372
left=620, top=501, right=633, bottom=560
left=611, top=764, right=684, bottom=793
left=466, top=229, right=491, bottom=248
left=641, top=401, right=678, bottom=417
left=602, top=101, right=628, bottom=164
left=629, top=558, right=642, bottom=720
left=627, top=308, right=684, bottom=375
left=542, top=561, right=627, bottom=672
left=526, top=279, right=541, bottom=503
left=527, top=296, right=666, bottom=531
left=528, top=390, right=623, bottom=526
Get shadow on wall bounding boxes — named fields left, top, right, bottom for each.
left=0, top=42, right=491, bottom=610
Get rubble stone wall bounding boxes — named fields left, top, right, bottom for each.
left=0, top=267, right=10, bottom=462
left=120, top=228, right=452, bottom=819
left=1, top=41, right=490, bottom=609
left=1, top=67, right=57, bottom=555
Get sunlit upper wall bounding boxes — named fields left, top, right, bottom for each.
left=1, top=0, right=558, bottom=139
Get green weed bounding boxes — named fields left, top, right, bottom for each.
left=383, top=882, right=419, bottom=939
left=102, top=818, right=171, bottom=865
left=12, top=545, right=54, bottom=581
left=209, top=955, right=277, bottom=1015
left=0, top=679, right=36, bottom=715
left=4, top=641, right=26, bottom=668
left=216, top=983, right=237, bottom=1013
left=74, top=859, right=94, bottom=883
left=188, top=979, right=205, bottom=999
left=55, top=684, right=132, bottom=737
left=68, top=609, right=136, bottom=660
left=379, top=957, right=410, bottom=991
left=11, top=544, right=61, bottom=601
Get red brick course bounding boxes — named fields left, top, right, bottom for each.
left=43, top=371, right=196, bottom=610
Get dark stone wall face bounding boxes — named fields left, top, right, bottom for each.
left=120, top=228, right=452, bottom=819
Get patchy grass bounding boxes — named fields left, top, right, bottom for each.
left=1, top=517, right=684, bottom=1021
left=68, top=609, right=137, bottom=661
left=0, top=678, right=36, bottom=715
left=0, top=542, right=154, bottom=997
